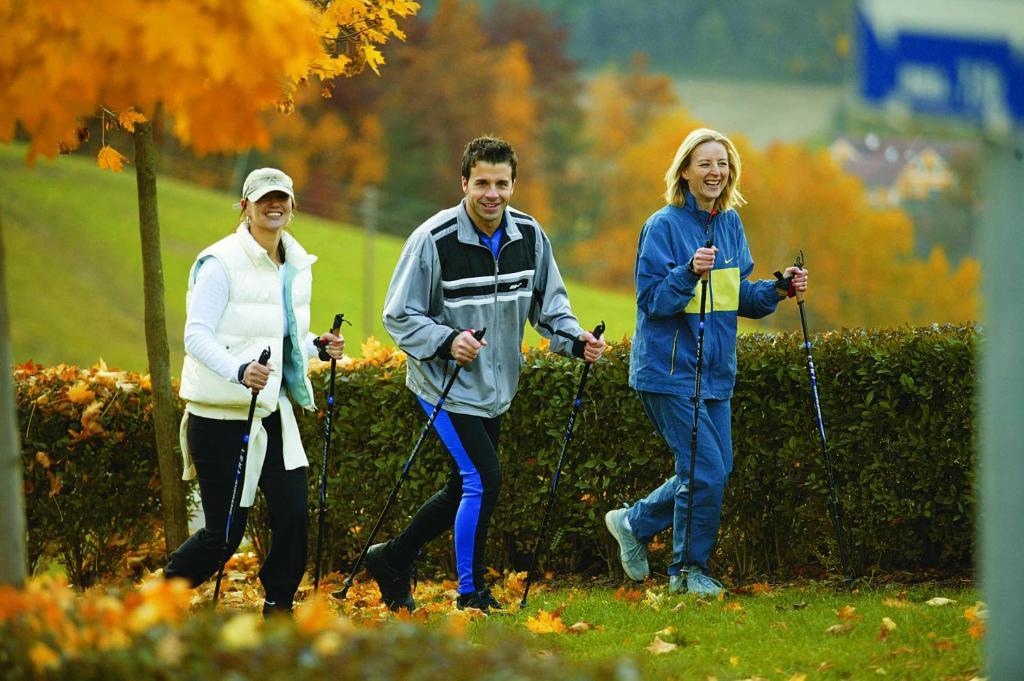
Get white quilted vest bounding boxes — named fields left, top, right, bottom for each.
left=179, top=224, right=316, bottom=416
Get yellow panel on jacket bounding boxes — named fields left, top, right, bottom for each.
left=684, top=267, right=740, bottom=314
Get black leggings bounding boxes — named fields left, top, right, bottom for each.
left=163, top=411, right=308, bottom=606
left=389, top=404, right=502, bottom=594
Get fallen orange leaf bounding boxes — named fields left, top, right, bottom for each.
left=66, top=381, right=95, bottom=405
left=964, top=601, right=988, bottom=639
left=525, top=609, right=565, bottom=634
left=878, top=616, right=897, bottom=640
left=837, top=604, right=860, bottom=621
left=614, top=586, right=643, bottom=603
left=566, top=621, right=591, bottom=635
left=645, top=635, right=677, bottom=655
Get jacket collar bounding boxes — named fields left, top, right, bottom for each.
left=456, top=200, right=523, bottom=246
left=683, top=190, right=716, bottom=221
left=234, top=223, right=317, bottom=270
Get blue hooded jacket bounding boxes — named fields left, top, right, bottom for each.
left=629, top=191, right=781, bottom=399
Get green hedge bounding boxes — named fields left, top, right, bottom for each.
left=279, top=324, right=976, bottom=581
left=17, top=324, right=976, bottom=585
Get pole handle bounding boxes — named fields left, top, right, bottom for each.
left=315, top=314, right=349, bottom=360
left=699, top=209, right=717, bottom=282
left=252, top=347, right=271, bottom=392
left=794, top=250, right=806, bottom=303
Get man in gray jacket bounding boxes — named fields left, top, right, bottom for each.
left=367, top=136, right=605, bottom=612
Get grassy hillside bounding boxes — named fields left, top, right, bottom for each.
left=1, top=144, right=638, bottom=374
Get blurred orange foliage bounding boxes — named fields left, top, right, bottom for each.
left=572, top=59, right=979, bottom=330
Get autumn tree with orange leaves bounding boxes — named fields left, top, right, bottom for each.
left=740, top=143, right=980, bottom=330
left=0, top=0, right=418, bottom=585
left=373, top=0, right=549, bottom=228
left=572, top=57, right=702, bottom=285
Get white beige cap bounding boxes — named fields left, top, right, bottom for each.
left=241, top=168, right=294, bottom=203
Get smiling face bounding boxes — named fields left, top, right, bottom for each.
left=244, top=191, right=293, bottom=235
left=462, top=161, right=514, bottom=235
left=682, top=141, right=730, bottom=212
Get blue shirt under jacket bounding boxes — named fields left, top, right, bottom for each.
left=629, top=191, right=781, bottom=400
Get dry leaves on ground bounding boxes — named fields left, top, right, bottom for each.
left=645, top=635, right=677, bottom=655
left=525, top=609, right=566, bottom=635
left=925, top=597, right=957, bottom=606
left=825, top=623, right=856, bottom=635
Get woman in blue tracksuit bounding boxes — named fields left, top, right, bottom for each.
left=604, top=128, right=808, bottom=595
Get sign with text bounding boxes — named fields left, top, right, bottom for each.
left=857, top=0, right=1024, bottom=130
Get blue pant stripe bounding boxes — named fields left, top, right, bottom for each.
left=417, top=397, right=483, bottom=594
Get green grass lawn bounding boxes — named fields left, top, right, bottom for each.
left=464, top=582, right=982, bottom=680
left=0, top=143, right=639, bottom=373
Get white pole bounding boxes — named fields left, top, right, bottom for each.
left=979, top=131, right=1024, bottom=679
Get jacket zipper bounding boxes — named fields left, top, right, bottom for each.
left=669, top=329, right=679, bottom=375
left=489, top=242, right=506, bottom=413
left=470, top=229, right=516, bottom=416
left=466, top=237, right=504, bottom=416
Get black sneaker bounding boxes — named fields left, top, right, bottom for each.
left=365, top=542, right=416, bottom=612
left=456, top=588, right=503, bottom=612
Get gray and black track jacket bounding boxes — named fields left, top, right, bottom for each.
left=383, top=200, right=584, bottom=418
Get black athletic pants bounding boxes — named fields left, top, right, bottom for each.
left=163, top=411, right=308, bottom=607
left=388, top=403, right=502, bottom=594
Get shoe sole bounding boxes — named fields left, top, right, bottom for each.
left=604, top=510, right=649, bottom=582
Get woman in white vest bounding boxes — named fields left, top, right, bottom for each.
left=164, top=168, right=344, bottom=615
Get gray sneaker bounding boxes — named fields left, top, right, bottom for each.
left=668, top=573, right=685, bottom=594
left=604, top=507, right=649, bottom=581
left=685, top=566, right=725, bottom=596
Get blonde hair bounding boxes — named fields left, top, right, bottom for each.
left=663, top=128, right=746, bottom=211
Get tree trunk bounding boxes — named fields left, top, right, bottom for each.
left=134, top=120, right=189, bottom=553
left=0, top=207, right=28, bottom=586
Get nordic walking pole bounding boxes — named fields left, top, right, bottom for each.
left=683, top=209, right=717, bottom=576
left=212, top=346, right=271, bottom=606
left=312, top=313, right=349, bottom=592
left=520, top=321, right=606, bottom=608
left=786, top=252, right=853, bottom=588
left=333, top=328, right=487, bottom=601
